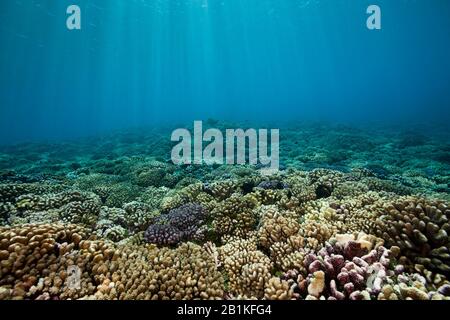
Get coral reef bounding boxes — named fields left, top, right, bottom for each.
left=0, top=123, right=449, bottom=300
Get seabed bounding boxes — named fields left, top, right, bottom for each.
left=0, top=122, right=449, bottom=300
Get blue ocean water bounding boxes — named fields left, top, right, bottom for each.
left=0, top=0, right=449, bottom=144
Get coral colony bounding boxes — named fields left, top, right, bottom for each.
left=0, top=123, right=449, bottom=300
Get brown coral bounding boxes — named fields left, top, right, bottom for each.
left=219, top=238, right=272, bottom=299
left=0, top=224, right=224, bottom=300
left=375, top=197, right=450, bottom=275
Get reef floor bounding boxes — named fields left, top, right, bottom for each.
left=0, top=122, right=449, bottom=300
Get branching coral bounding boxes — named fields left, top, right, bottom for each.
left=104, top=183, right=142, bottom=208
left=256, top=206, right=307, bottom=271
left=0, top=183, right=66, bottom=203
left=284, top=173, right=316, bottom=204
left=264, top=277, right=294, bottom=300
left=279, top=234, right=398, bottom=300
left=0, top=224, right=223, bottom=300
left=144, top=203, right=209, bottom=245
left=211, top=193, right=259, bottom=239
left=133, top=165, right=179, bottom=188
left=202, top=180, right=237, bottom=201
left=123, top=201, right=159, bottom=232
left=2, top=189, right=102, bottom=227
left=218, top=238, right=273, bottom=299
left=363, top=177, right=413, bottom=195
left=160, top=183, right=212, bottom=212
left=94, top=242, right=224, bottom=300
left=0, top=223, right=92, bottom=299
left=375, top=197, right=450, bottom=275
left=378, top=272, right=450, bottom=300
left=308, top=169, right=345, bottom=199
left=257, top=206, right=300, bottom=249
left=138, top=186, right=169, bottom=210
left=332, top=181, right=369, bottom=199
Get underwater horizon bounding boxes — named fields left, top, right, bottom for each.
left=0, top=0, right=449, bottom=303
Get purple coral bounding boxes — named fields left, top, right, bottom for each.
left=144, top=224, right=182, bottom=245
left=283, top=239, right=399, bottom=300
left=144, top=203, right=209, bottom=245
left=256, top=180, right=289, bottom=190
